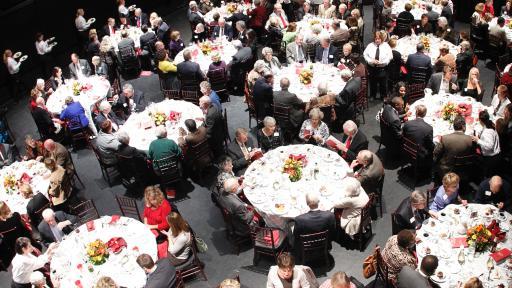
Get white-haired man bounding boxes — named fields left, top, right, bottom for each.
left=351, top=150, right=384, bottom=194
left=315, top=34, right=339, bottom=65
left=335, top=69, right=361, bottom=123
left=394, top=190, right=429, bottom=232
left=132, top=8, right=148, bottom=28
left=148, top=126, right=182, bottom=174
left=334, top=120, right=368, bottom=162
left=38, top=208, right=77, bottom=246
left=94, top=101, right=124, bottom=132
left=213, top=18, right=234, bottom=41
left=333, top=177, right=370, bottom=237
left=199, top=95, right=224, bottom=157
left=266, top=3, right=288, bottom=30
left=219, top=178, right=255, bottom=236
left=112, top=83, right=147, bottom=118
left=293, top=191, right=336, bottom=246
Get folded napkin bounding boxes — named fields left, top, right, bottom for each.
left=449, top=237, right=468, bottom=248
left=86, top=220, right=95, bottom=232
left=106, top=237, right=127, bottom=254
left=303, top=129, right=311, bottom=137
left=490, top=248, right=511, bottom=263
left=75, top=280, right=84, bottom=288
left=109, top=215, right=120, bottom=224
left=168, top=111, right=181, bottom=121
left=20, top=172, right=32, bottom=184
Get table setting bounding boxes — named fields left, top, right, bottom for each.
left=174, top=39, right=237, bottom=74
left=243, top=144, right=351, bottom=228
left=273, top=62, right=346, bottom=103
left=490, top=17, right=512, bottom=44
left=0, top=160, right=50, bottom=215
left=110, top=26, right=149, bottom=51
left=119, top=99, right=204, bottom=151
left=391, top=0, right=442, bottom=20
left=203, top=2, right=253, bottom=24
left=407, top=93, right=494, bottom=142
left=396, top=34, right=458, bottom=64
left=416, top=204, right=512, bottom=288
left=50, top=216, right=157, bottom=288
left=296, top=17, right=336, bottom=40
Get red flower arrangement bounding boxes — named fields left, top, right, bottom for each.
left=457, top=103, right=472, bottom=117
left=168, top=111, right=182, bottom=122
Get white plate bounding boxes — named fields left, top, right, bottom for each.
left=431, top=272, right=447, bottom=283
left=271, top=204, right=289, bottom=215
left=48, top=37, right=55, bottom=42
left=248, top=194, right=266, bottom=204
left=19, top=55, right=28, bottom=62
left=87, top=17, right=96, bottom=24
left=13, top=52, right=21, bottom=58
left=129, top=4, right=136, bottom=11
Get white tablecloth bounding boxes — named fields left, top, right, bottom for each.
left=490, top=17, right=512, bottom=44
left=243, top=144, right=351, bottom=227
left=396, top=35, right=458, bottom=64
left=46, top=76, right=111, bottom=135
left=50, top=216, right=157, bottom=288
left=110, top=27, right=147, bottom=51
left=408, top=93, right=494, bottom=140
left=296, top=17, right=336, bottom=41
left=174, top=40, right=237, bottom=74
left=417, top=204, right=512, bottom=287
left=273, top=63, right=346, bottom=103
left=203, top=3, right=252, bottom=24
left=119, top=99, right=204, bottom=151
left=392, top=0, right=442, bottom=20
left=0, top=160, right=50, bottom=215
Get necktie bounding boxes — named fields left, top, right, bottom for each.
left=241, top=143, right=249, bottom=159
left=220, top=27, right=224, bottom=38
left=297, top=45, right=304, bottom=62
left=375, top=45, right=380, bottom=61
left=279, top=13, right=287, bottom=29
left=342, top=136, right=352, bottom=158
left=137, top=18, right=141, bottom=27
left=494, top=100, right=503, bottom=116
left=323, top=48, right=329, bottom=64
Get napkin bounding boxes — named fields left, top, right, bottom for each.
left=106, top=237, right=127, bottom=254
left=168, top=111, right=181, bottom=121
left=325, top=135, right=342, bottom=149
left=109, top=215, right=120, bottom=224
left=449, top=237, right=468, bottom=248
left=303, top=129, right=311, bottom=138
left=490, top=248, right=511, bottom=263
left=86, top=220, right=95, bottom=232
left=75, top=280, right=84, bottom=288
left=20, top=172, right=32, bottom=184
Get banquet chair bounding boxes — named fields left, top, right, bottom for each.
left=370, top=175, right=385, bottom=219
left=497, top=54, right=510, bottom=72
left=306, top=43, right=317, bottom=62
left=453, top=153, right=479, bottom=191
left=115, top=195, right=142, bottom=221
left=67, top=150, right=85, bottom=189
left=355, top=88, right=367, bottom=124
left=153, top=155, right=182, bottom=189
left=408, top=67, right=429, bottom=84
left=244, top=81, right=258, bottom=128
left=110, top=77, right=122, bottom=102
left=174, top=229, right=208, bottom=282
left=219, top=207, right=252, bottom=255
left=297, top=230, right=330, bottom=268
left=118, top=46, right=141, bottom=79
left=175, top=271, right=185, bottom=288
left=373, top=246, right=393, bottom=288
left=353, top=195, right=374, bottom=252
left=72, top=199, right=100, bottom=225
left=394, top=18, right=412, bottom=38
left=272, top=104, right=292, bottom=142
left=319, top=105, right=335, bottom=131
left=250, top=225, right=287, bottom=266
left=66, top=115, right=91, bottom=151
left=425, top=185, right=439, bottom=207
left=188, top=139, right=214, bottom=183
left=208, top=68, right=230, bottom=102
left=0, top=105, right=15, bottom=143
left=91, top=143, right=118, bottom=187
left=400, top=135, right=420, bottom=186
left=181, top=90, right=200, bottom=105
left=390, top=213, right=401, bottom=235
left=44, top=79, right=53, bottom=94
left=116, top=154, right=145, bottom=192
left=163, top=89, right=181, bottom=100
left=404, top=83, right=425, bottom=105
left=486, top=34, right=505, bottom=65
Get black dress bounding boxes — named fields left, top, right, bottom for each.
left=257, top=127, right=284, bottom=152
left=0, top=213, right=32, bottom=269
left=191, top=31, right=208, bottom=43
left=460, top=80, right=484, bottom=102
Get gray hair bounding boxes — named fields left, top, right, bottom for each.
left=155, top=125, right=167, bottom=138
left=254, top=60, right=266, bottom=72
left=340, top=69, right=352, bottom=80
left=358, top=150, right=373, bottom=164
left=183, top=49, right=192, bottom=60
left=309, top=107, right=324, bottom=120
left=65, top=96, right=74, bottom=105
left=343, top=120, right=358, bottom=134
left=312, top=24, right=323, bottom=34
left=189, top=1, right=198, bottom=8
left=42, top=208, right=55, bottom=220
left=426, top=4, right=432, bottom=11
left=117, top=131, right=130, bottom=144
left=262, top=47, right=273, bottom=56
left=199, top=95, right=211, bottom=105
left=220, top=156, right=233, bottom=170
left=317, top=82, right=329, bottom=95
left=98, top=101, right=111, bottom=112
left=410, top=190, right=427, bottom=205
left=460, top=41, right=471, bottom=51
left=236, top=20, right=246, bottom=30
left=280, top=77, right=290, bottom=89
left=343, top=177, right=362, bottom=197
left=92, top=56, right=101, bottom=66
left=263, top=116, right=276, bottom=127
left=305, top=191, right=320, bottom=209
left=199, top=81, right=211, bottom=90
left=122, top=83, right=134, bottom=93
left=223, top=178, right=238, bottom=193
left=438, top=16, right=448, bottom=27
left=320, top=33, right=331, bottom=43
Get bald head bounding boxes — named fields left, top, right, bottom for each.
left=415, top=104, right=427, bottom=118
left=223, top=178, right=239, bottom=194
left=490, top=176, right=503, bottom=194
left=43, top=139, right=56, bottom=151
left=357, top=150, right=373, bottom=166
left=280, top=77, right=290, bottom=90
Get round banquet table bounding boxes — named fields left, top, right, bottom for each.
left=50, top=216, right=157, bottom=288
left=396, top=34, right=458, bottom=65
left=119, top=99, right=204, bottom=151
left=408, top=93, right=494, bottom=141
left=416, top=204, right=512, bottom=287
left=203, top=3, right=252, bottom=24
left=243, top=144, right=351, bottom=228
left=296, top=17, right=336, bottom=40
left=490, top=17, right=512, bottom=44
left=273, top=63, right=346, bottom=103
left=110, top=26, right=148, bottom=51
left=46, top=76, right=111, bottom=135
left=174, top=40, right=237, bottom=75
left=0, top=160, right=50, bottom=215
left=391, top=0, right=443, bottom=20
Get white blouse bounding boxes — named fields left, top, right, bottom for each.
left=477, top=128, right=501, bottom=157
left=167, top=230, right=191, bottom=260
left=75, top=16, right=90, bottom=31
left=11, top=253, right=48, bottom=284
left=6, top=57, right=20, bottom=75
left=35, top=40, right=52, bottom=55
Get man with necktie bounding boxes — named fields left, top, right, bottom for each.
left=314, top=35, right=339, bottom=65
left=266, top=3, right=288, bottom=30
left=491, top=85, right=511, bottom=118
left=335, top=120, right=369, bottom=163
left=393, top=190, right=429, bottom=233
left=68, top=53, right=91, bottom=80
left=286, top=34, right=306, bottom=64
left=213, top=18, right=234, bottom=41
left=227, top=128, right=258, bottom=176
left=363, top=31, right=393, bottom=100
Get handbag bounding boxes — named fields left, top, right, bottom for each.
left=195, top=237, right=208, bottom=253
left=362, top=249, right=378, bottom=278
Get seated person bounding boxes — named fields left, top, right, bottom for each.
left=112, top=83, right=147, bottom=119
left=257, top=116, right=284, bottom=152
left=19, top=183, right=50, bottom=226
left=148, top=126, right=182, bottom=174
left=227, top=128, right=258, bottom=176
left=429, top=172, right=467, bottom=216
left=350, top=150, right=384, bottom=194
left=397, top=255, right=439, bottom=288
left=319, top=271, right=357, bottom=288
left=491, top=85, right=511, bottom=118
left=11, top=237, right=57, bottom=288
left=177, top=119, right=207, bottom=166
left=216, top=156, right=237, bottom=196
left=136, top=253, right=176, bottom=288
left=38, top=208, right=77, bottom=246
left=165, top=212, right=192, bottom=265
left=95, top=101, right=124, bottom=132
left=380, top=97, right=403, bottom=158
left=59, top=96, right=90, bottom=132
left=219, top=178, right=254, bottom=237
left=32, top=97, right=62, bottom=140
left=191, top=23, right=208, bottom=43
left=294, top=191, right=336, bottom=246
left=299, top=108, right=330, bottom=146
left=474, top=176, right=511, bottom=212
left=29, top=271, right=50, bottom=288
left=199, top=81, right=221, bottom=110
left=426, top=65, right=458, bottom=95
left=117, top=131, right=151, bottom=184
left=381, top=230, right=417, bottom=284
left=332, top=177, right=370, bottom=237
left=96, top=120, right=120, bottom=165
left=44, top=157, right=71, bottom=211
left=266, top=253, right=313, bottom=288
left=0, top=201, right=35, bottom=269
left=394, top=190, right=429, bottom=232
left=23, top=134, right=45, bottom=161
left=334, top=120, right=368, bottom=163
left=0, top=143, right=19, bottom=168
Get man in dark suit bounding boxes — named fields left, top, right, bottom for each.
left=178, top=119, right=208, bottom=166
left=155, top=18, right=170, bottom=42
left=139, top=25, right=157, bottom=55
left=440, top=0, right=453, bottom=27
left=227, top=128, right=257, bottom=175
left=474, top=176, right=512, bottom=212
left=393, top=190, right=429, bottom=233
left=455, top=41, right=473, bottom=84
left=0, top=143, right=19, bottom=168
left=380, top=97, right=403, bottom=159
left=405, top=43, right=433, bottom=81
left=351, top=150, right=384, bottom=194
left=294, top=191, right=336, bottom=246
left=273, top=77, right=305, bottom=136
left=334, top=120, right=368, bottom=163
left=315, top=36, right=339, bottom=66
left=68, top=53, right=91, bottom=80
left=335, top=69, right=361, bottom=124
left=402, top=104, right=435, bottom=176
left=102, top=18, right=118, bottom=38
left=112, top=83, right=146, bottom=119
left=131, top=8, right=149, bottom=28
left=38, top=208, right=77, bottom=246
left=189, top=4, right=206, bottom=29
left=229, top=40, right=253, bottom=95
left=252, top=71, right=274, bottom=122
left=117, top=30, right=136, bottom=53
left=397, top=3, right=415, bottom=23
left=24, top=191, right=50, bottom=226
left=397, top=255, right=438, bottom=288
left=137, top=254, right=176, bottom=288
left=219, top=178, right=255, bottom=236
left=225, top=7, right=249, bottom=29
left=213, top=18, right=234, bottom=41
left=433, top=115, right=474, bottom=178
left=426, top=4, right=440, bottom=22
left=199, top=96, right=224, bottom=158
left=95, top=101, right=124, bottom=132
left=177, top=49, right=205, bottom=89
left=32, top=97, right=58, bottom=140
left=426, top=65, right=458, bottom=95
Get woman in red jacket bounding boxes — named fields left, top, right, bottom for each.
left=143, top=185, right=172, bottom=258
left=248, top=0, right=268, bottom=40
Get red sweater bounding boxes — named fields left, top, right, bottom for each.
left=143, top=200, right=171, bottom=231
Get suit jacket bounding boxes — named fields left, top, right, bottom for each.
left=37, top=211, right=77, bottom=245
left=394, top=197, right=429, bottom=232
left=26, top=193, right=50, bottom=226
left=102, top=24, right=118, bottom=37
left=456, top=50, right=473, bottom=79
left=68, top=59, right=91, bottom=79
left=293, top=210, right=336, bottom=244
left=227, top=138, right=256, bottom=175
left=181, top=126, right=207, bottom=163
left=231, top=47, right=253, bottom=70
left=397, top=266, right=432, bottom=288
left=145, top=258, right=177, bottom=288
left=475, top=178, right=512, bottom=212
left=330, top=28, right=350, bottom=43
left=273, top=89, right=305, bottom=128
left=402, top=118, right=434, bottom=158
left=489, top=25, right=508, bottom=47
left=94, top=111, right=124, bottom=131
left=355, top=152, right=384, bottom=193
left=177, top=60, right=205, bottom=83
left=204, top=104, right=224, bottom=155
left=339, top=130, right=368, bottom=162
left=93, top=62, right=108, bottom=77
left=219, top=192, right=254, bottom=236
left=156, top=22, right=170, bottom=41
left=335, top=77, right=361, bottom=123
left=397, top=11, right=415, bottom=23
left=253, top=78, right=274, bottom=120
left=213, top=24, right=234, bottom=40
left=426, top=72, right=458, bottom=95
left=118, top=37, right=135, bottom=52
left=225, top=12, right=249, bottom=28
left=441, top=6, right=453, bottom=25
left=32, top=107, right=55, bottom=139
left=405, top=52, right=432, bottom=77
left=433, top=131, right=474, bottom=174
left=140, top=31, right=157, bottom=52
left=318, top=4, right=336, bottom=18
left=50, top=142, right=74, bottom=176
left=333, top=189, right=370, bottom=236
left=315, top=45, right=340, bottom=66
left=426, top=10, right=440, bottom=22
left=286, top=42, right=307, bottom=64
left=189, top=11, right=206, bottom=27
left=114, top=90, right=147, bottom=116
left=131, top=13, right=149, bottom=27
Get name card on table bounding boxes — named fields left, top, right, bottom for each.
left=449, top=237, right=468, bottom=248
left=490, top=248, right=511, bottom=263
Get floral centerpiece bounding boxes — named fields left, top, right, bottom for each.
left=71, top=81, right=92, bottom=96
left=457, top=103, right=472, bottom=117
left=149, top=111, right=167, bottom=126
left=309, top=19, right=320, bottom=26
left=226, top=3, right=237, bottom=14
left=86, top=239, right=109, bottom=265
left=3, top=174, right=17, bottom=194
left=467, top=224, right=493, bottom=252
left=199, top=41, right=213, bottom=55
left=299, top=69, right=313, bottom=85
left=440, top=102, right=458, bottom=122
left=420, top=35, right=430, bottom=51
left=282, top=154, right=306, bottom=182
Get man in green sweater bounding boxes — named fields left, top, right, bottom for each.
left=148, top=125, right=182, bottom=174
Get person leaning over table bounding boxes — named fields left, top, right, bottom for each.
left=20, top=183, right=50, bottom=227
left=299, top=108, right=330, bottom=146
left=44, top=157, right=71, bottom=211
left=257, top=116, right=285, bottom=152
left=350, top=150, right=384, bottom=194
left=59, top=96, right=90, bottom=132
left=331, top=177, right=369, bottom=238
left=137, top=253, right=177, bottom=288
left=165, top=211, right=192, bottom=265
left=334, top=120, right=368, bottom=163
left=435, top=17, right=456, bottom=44
left=474, top=175, right=512, bottom=212
left=429, top=172, right=467, bottom=217
left=91, top=55, right=108, bottom=77
left=228, top=127, right=258, bottom=176
left=11, top=237, right=58, bottom=288
left=112, top=83, right=147, bottom=119
left=43, top=139, right=74, bottom=178
left=394, top=190, right=429, bottom=232
left=148, top=126, right=182, bottom=174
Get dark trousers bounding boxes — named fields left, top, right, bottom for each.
left=8, top=73, right=25, bottom=103
left=368, top=66, right=388, bottom=99
left=38, top=53, right=53, bottom=79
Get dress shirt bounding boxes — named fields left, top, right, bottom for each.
left=296, top=45, right=305, bottom=62
left=6, top=57, right=21, bottom=75
left=322, top=47, right=330, bottom=64
left=491, top=94, right=511, bottom=118
left=477, top=128, right=501, bottom=156
left=439, top=75, right=450, bottom=94
left=75, top=16, right=90, bottom=31
left=429, top=185, right=458, bottom=212
left=35, top=41, right=52, bottom=55
left=11, top=253, right=49, bottom=284
left=74, top=63, right=84, bottom=79
left=49, top=223, right=65, bottom=242
left=237, top=140, right=250, bottom=159
left=363, top=42, right=392, bottom=67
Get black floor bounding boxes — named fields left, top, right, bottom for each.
left=0, top=4, right=498, bottom=288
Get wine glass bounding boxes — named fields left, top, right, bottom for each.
left=487, top=257, right=495, bottom=280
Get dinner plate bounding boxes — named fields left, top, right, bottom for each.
left=48, top=37, right=55, bottom=42
left=272, top=204, right=289, bottom=215
left=248, top=194, right=266, bottom=204
left=431, top=272, right=448, bottom=283
left=19, top=55, right=28, bottom=62
left=129, top=4, right=137, bottom=11
left=87, top=17, right=96, bottom=24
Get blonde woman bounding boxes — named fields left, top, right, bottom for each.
left=95, top=276, right=118, bottom=288
left=460, top=67, right=483, bottom=101
left=143, top=186, right=172, bottom=258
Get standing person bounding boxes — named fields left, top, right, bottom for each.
left=364, top=32, right=392, bottom=100
left=75, top=8, right=91, bottom=54
left=3, top=49, right=25, bottom=103
left=35, top=33, right=55, bottom=78
left=11, top=237, right=58, bottom=288
left=472, top=110, right=501, bottom=177
left=199, top=96, right=224, bottom=158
